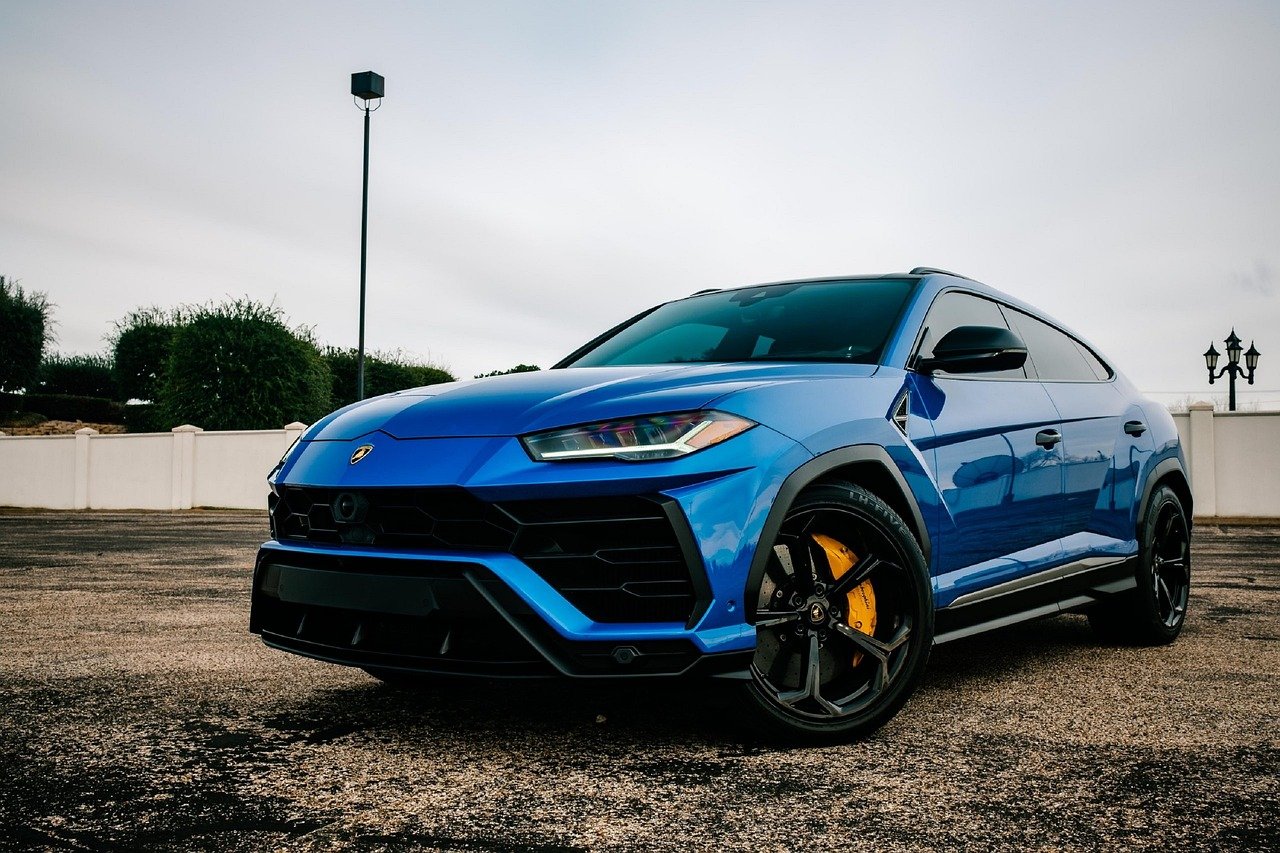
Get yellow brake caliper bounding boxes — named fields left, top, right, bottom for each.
left=811, top=533, right=876, bottom=667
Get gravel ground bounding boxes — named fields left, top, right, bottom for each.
left=1, top=511, right=1277, bottom=852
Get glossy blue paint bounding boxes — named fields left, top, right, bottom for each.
left=912, top=374, right=1065, bottom=576
left=258, top=271, right=1190, bottom=670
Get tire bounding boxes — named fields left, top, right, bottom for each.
left=1089, top=484, right=1190, bottom=645
left=741, top=482, right=933, bottom=742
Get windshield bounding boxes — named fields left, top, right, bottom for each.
left=562, top=278, right=917, bottom=367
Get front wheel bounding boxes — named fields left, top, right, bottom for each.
left=741, top=483, right=933, bottom=742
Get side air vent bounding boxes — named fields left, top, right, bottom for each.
left=891, top=390, right=909, bottom=437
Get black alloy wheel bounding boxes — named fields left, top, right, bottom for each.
left=1090, top=484, right=1191, bottom=645
left=742, top=483, right=933, bottom=741
left=1150, top=501, right=1191, bottom=629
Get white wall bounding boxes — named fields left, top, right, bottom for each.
left=86, top=432, right=174, bottom=510
left=0, top=423, right=304, bottom=511
left=0, top=435, right=77, bottom=509
left=1214, top=415, right=1280, bottom=517
left=0, top=413, right=1278, bottom=516
left=191, top=429, right=295, bottom=509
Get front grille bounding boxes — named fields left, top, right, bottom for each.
left=253, top=554, right=551, bottom=675
left=271, top=488, right=700, bottom=623
left=251, top=550, right=705, bottom=677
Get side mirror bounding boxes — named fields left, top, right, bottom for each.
left=915, top=325, right=1028, bottom=375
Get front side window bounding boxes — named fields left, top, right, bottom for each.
left=914, top=291, right=1027, bottom=379
left=563, top=278, right=917, bottom=367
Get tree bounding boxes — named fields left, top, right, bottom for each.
left=474, top=364, right=541, bottom=378
left=158, top=299, right=331, bottom=430
left=111, top=307, right=183, bottom=402
left=38, top=353, right=118, bottom=399
left=0, top=276, right=54, bottom=393
left=323, top=347, right=455, bottom=409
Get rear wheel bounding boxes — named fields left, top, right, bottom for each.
left=742, top=483, right=933, bottom=742
left=1089, top=484, right=1190, bottom=645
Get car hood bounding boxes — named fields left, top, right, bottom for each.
left=307, top=363, right=879, bottom=440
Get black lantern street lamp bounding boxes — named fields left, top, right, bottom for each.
left=1205, top=328, right=1261, bottom=411
left=351, top=71, right=385, bottom=401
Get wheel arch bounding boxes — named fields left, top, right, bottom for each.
left=1137, top=457, right=1193, bottom=536
left=744, top=445, right=931, bottom=620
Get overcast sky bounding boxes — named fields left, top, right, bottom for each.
left=2, top=1, right=1278, bottom=403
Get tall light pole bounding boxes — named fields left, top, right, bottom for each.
left=1204, top=328, right=1261, bottom=411
left=351, top=71, right=384, bottom=401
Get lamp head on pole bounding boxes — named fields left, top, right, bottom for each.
left=351, top=71, right=385, bottom=103
left=1245, top=342, right=1261, bottom=372
left=1225, top=329, right=1243, bottom=365
left=1204, top=343, right=1219, bottom=373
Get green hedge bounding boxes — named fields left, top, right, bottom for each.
left=122, top=403, right=169, bottom=433
left=111, top=307, right=181, bottom=403
left=0, top=392, right=125, bottom=424
left=323, top=348, right=454, bottom=409
left=0, top=276, right=53, bottom=393
left=475, top=364, right=541, bottom=378
left=158, top=299, right=332, bottom=431
left=38, top=353, right=119, bottom=399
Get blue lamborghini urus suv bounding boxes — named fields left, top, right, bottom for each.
left=251, top=268, right=1192, bottom=740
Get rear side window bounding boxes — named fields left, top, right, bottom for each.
left=915, top=291, right=1027, bottom=379
left=1004, top=309, right=1103, bottom=382
left=1073, top=340, right=1113, bottom=380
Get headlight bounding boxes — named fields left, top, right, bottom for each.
left=522, top=410, right=756, bottom=462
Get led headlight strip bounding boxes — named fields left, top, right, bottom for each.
left=522, top=410, right=756, bottom=462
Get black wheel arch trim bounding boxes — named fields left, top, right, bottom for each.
left=743, top=444, right=932, bottom=621
left=1136, top=457, right=1192, bottom=534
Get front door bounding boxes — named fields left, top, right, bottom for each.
left=906, top=291, right=1066, bottom=601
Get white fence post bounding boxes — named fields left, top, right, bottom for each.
left=1188, top=402, right=1216, bottom=519
left=170, top=424, right=202, bottom=510
left=73, top=427, right=97, bottom=509
left=283, top=421, right=307, bottom=447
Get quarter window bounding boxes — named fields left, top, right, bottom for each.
left=1074, top=340, right=1113, bottom=380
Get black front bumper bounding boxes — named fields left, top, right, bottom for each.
left=249, top=549, right=751, bottom=679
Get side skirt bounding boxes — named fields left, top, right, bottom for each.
left=933, top=556, right=1138, bottom=644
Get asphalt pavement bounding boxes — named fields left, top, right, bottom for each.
left=1, top=511, right=1277, bottom=851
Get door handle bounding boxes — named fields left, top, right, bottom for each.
left=1035, top=429, right=1062, bottom=449
left=1124, top=420, right=1147, bottom=437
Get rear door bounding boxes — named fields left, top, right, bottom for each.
left=1002, top=308, right=1149, bottom=555
left=909, top=291, right=1066, bottom=596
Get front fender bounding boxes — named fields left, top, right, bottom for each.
left=741, top=444, right=938, bottom=620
